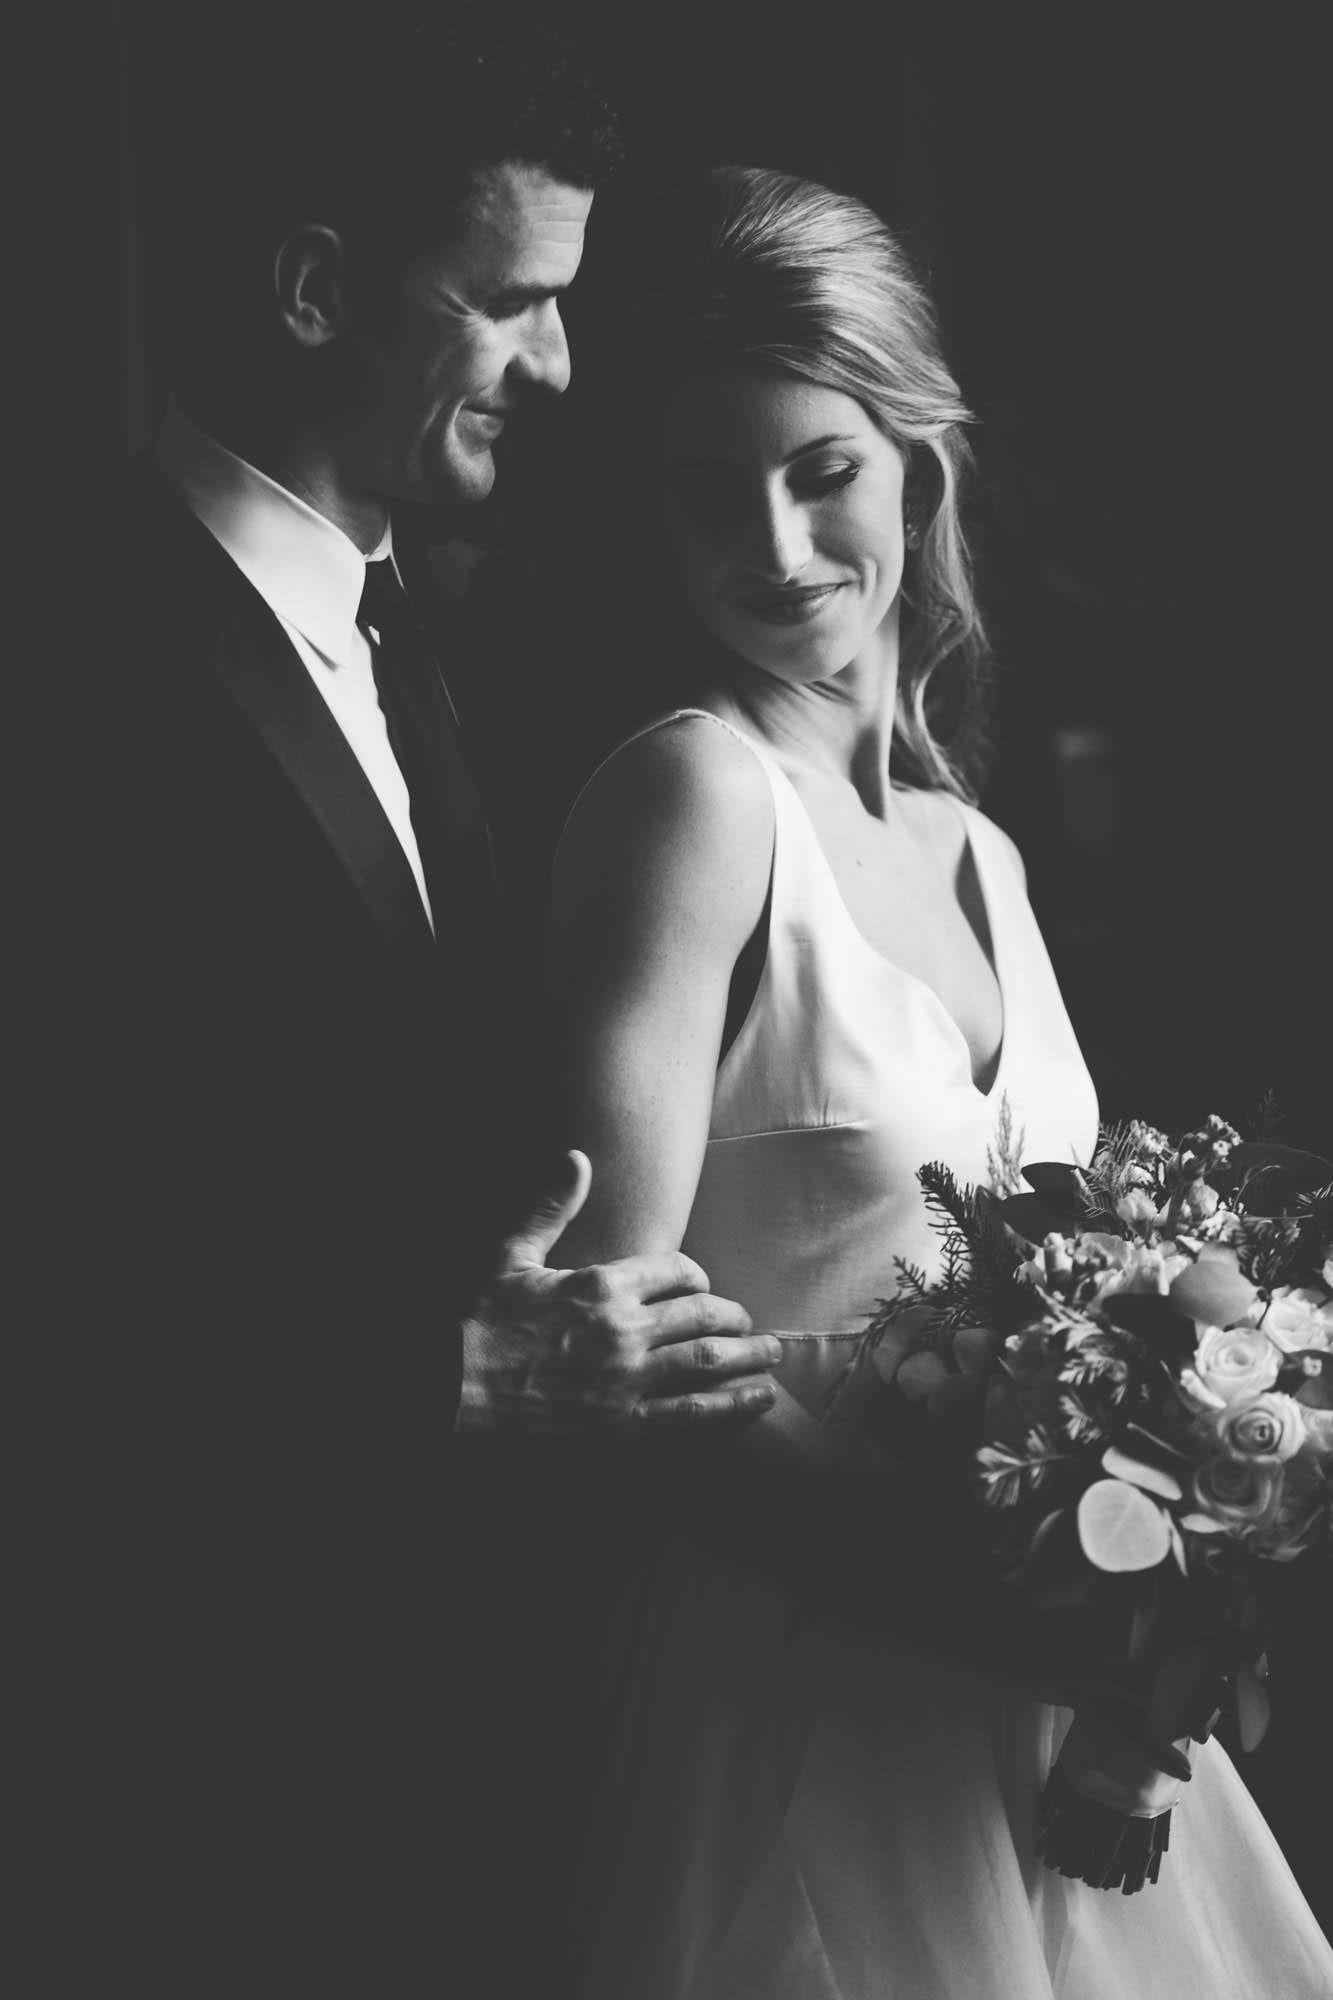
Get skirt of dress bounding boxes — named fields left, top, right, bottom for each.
left=515, top=1468, right=1333, bottom=2000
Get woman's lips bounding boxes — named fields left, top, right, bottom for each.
left=738, top=581, right=846, bottom=624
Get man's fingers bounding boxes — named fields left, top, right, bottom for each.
left=632, top=1380, right=778, bottom=1427
left=564, top=1248, right=715, bottom=1312
left=498, top=1150, right=593, bottom=1273
left=638, top=1322, right=781, bottom=1388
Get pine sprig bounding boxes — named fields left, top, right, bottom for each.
left=1081, top=1118, right=1161, bottom=1224
left=918, top=1159, right=980, bottom=1242
left=867, top=1159, right=1029, bottom=1359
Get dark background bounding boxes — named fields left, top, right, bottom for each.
left=72, top=0, right=1331, bottom=1933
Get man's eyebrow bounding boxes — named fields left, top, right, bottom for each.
left=669, top=433, right=858, bottom=470
left=483, top=281, right=568, bottom=309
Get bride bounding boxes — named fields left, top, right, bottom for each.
left=513, top=166, right=1332, bottom=1999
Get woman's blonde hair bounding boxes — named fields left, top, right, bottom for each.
left=593, top=165, right=992, bottom=797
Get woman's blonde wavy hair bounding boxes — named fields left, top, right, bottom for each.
left=590, top=164, right=992, bottom=798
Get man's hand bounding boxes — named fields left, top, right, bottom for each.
left=456, top=1151, right=780, bottom=1438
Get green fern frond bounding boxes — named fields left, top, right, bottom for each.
left=1058, top=1392, right=1106, bottom=1446
left=1245, top=1090, right=1283, bottom=1142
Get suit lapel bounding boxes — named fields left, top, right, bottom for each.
left=134, top=459, right=440, bottom=982
left=112, top=461, right=463, bottom=1194
left=204, top=589, right=444, bottom=1008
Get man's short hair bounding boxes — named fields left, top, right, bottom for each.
left=145, top=0, right=622, bottom=360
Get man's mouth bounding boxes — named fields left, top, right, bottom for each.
left=464, top=407, right=507, bottom=437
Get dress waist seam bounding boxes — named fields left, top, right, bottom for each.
left=705, top=1118, right=872, bottom=1145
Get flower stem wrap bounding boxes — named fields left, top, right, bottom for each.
left=1038, top=1708, right=1192, bottom=1894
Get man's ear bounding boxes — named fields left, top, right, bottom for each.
left=273, top=224, right=346, bottom=348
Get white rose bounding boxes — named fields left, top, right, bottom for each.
left=1185, top=1326, right=1281, bottom=1407
left=1298, top=1404, right=1333, bottom=1459
left=1114, top=1188, right=1158, bottom=1229
left=1261, top=1287, right=1333, bottom=1355
left=1191, top=1456, right=1283, bottom=1531
left=1212, top=1392, right=1308, bottom=1465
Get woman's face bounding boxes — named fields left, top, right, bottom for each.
left=655, top=369, right=908, bottom=686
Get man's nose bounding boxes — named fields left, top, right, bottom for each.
left=512, top=300, right=572, bottom=396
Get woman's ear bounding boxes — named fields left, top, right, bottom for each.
left=902, top=448, right=941, bottom=547
left=273, top=224, right=346, bottom=348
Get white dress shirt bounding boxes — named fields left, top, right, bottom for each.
left=154, top=398, right=434, bottom=929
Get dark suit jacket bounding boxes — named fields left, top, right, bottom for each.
left=34, top=456, right=507, bottom=1357
left=18, top=459, right=524, bottom=1994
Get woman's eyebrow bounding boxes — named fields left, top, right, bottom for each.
left=669, top=433, right=858, bottom=470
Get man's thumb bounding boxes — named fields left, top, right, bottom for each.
left=499, top=1150, right=593, bottom=1272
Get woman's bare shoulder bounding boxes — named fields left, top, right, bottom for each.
left=561, top=712, right=774, bottom=869
left=551, top=713, right=775, bottom=945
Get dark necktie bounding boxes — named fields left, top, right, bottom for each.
left=356, top=556, right=495, bottom=955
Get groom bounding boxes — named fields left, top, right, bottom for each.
left=22, top=5, right=777, bottom=1990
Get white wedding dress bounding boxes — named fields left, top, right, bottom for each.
left=531, top=710, right=1333, bottom=2000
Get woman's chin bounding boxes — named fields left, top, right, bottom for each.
left=741, top=633, right=859, bottom=688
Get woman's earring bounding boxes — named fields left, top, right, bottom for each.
left=904, top=516, right=923, bottom=550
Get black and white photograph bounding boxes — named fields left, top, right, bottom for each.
left=18, top=2, right=1331, bottom=1993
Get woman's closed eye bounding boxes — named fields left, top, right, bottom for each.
left=791, top=461, right=859, bottom=500
left=670, top=461, right=860, bottom=521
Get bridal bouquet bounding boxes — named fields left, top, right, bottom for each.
left=867, top=1108, right=1333, bottom=1893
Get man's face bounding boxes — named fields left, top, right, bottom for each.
left=338, top=161, right=593, bottom=508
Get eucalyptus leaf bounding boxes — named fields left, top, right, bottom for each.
left=1100, top=1293, right=1197, bottom=1359
left=1178, top=1511, right=1230, bottom=1534
left=994, top=1192, right=1074, bottom=1245
left=1169, top=1250, right=1258, bottom=1329
left=1235, top=1659, right=1272, bottom=1751
left=1019, top=1162, right=1090, bottom=1219
left=1148, top=1643, right=1214, bottom=1743
left=1227, top=1142, right=1333, bottom=1217
left=1017, top=1506, right=1089, bottom=1607
left=1231, top=1142, right=1333, bottom=1185
left=1128, top=1583, right=1160, bottom=1666
left=1101, top=1444, right=1184, bottom=1502
left=1077, top=1478, right=1172, bottom=1572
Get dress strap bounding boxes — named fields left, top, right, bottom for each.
left=557, top=706, right=781, bottom=844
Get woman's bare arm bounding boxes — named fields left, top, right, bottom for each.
left=533, top=715, right=774, bottom=1267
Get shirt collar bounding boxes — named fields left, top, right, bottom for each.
left=154, top=396, right=392, bottom=663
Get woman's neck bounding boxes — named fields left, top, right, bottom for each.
left=701, top=617, right=903, bottom=820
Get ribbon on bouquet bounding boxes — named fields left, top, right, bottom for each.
left=1038, top=1705, right=1193, bottom=1894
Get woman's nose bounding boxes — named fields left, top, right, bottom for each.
left=751, top=490, right=813, bottom=580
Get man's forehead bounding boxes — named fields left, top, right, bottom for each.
left=460, top=160, right=593, bottom=272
